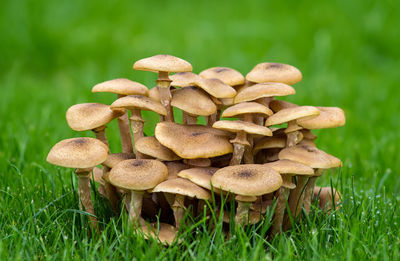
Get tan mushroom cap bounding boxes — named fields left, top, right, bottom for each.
left=170, top=72, right=201, bottom=87
left=269, top=100, right=298, bottom=112
left=148, top=87, right=161, bottom=102
left=133, top=54, right=192, bottom=73
left=253, top=136, right=286, bottom=155
left=234, top=83, right=296, bottom=103
left=264, top=159, right=314, bottom=175
left=235, top=195, right=257, bottom=202
left=221, top=102, right=273, bottom=118
left=199, top=67, right=245, bottom=86
left=108, top=159, right=168, bottom=190
left=135, top=136, right=180, bottom=161
left=165, top=161, right=190, bottom=180
left=152, top=178, right=211, bottom=200
left=211, top=164, right=282, bottom=196
left=171, top=87, right=217, bottom=116
left=103, top=153, right=136, bottom=168
left=279, top=145, right=342, bottom=169
left=92, top=78, right=149, bottom=96
left=192, top=78, right=237, bottom=98
left=177, top=167, right=218, bottom=191
left=297, top=107, right=346, bottom=129
left=47, top=137, right=108, bottom=169
left=265, top=106, right=320, bottom=126
left=66, top=103, right=125, bottom=131
left=155, top=122, right=233, bottom=159
left=141, top=222, right=177, bottom=245
left=246, top=62, right=302, bottom=85
left=110, top=95, right=167, bottom=115
left=213, top=120, right=272, bottom=136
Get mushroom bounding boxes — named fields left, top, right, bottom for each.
left=199, top=67, right=245, bottom=87
left=92, top=78, right=149, bottom=153
left=133, top=54, right=193, bottom=122
left=110, top=95, right=167, bottom=158
left=245, top=62, right=303, bottom=85
left=177, top=167, right=219, bottom=192
left=108, top=159, right=168, bottom=224
left=313, top=186, right=342, bottom=212
left=211, top=164, right=282, bottom=225
left=46, top=137, right=108, bottom=229
left=170, top=72, right=201, bottom=88
left=140, top=222, right=178, bottom=245
left=234, top=83, right=296, bottom=104
left=297, top=106, right=346, bottom=130
left=269, top=100, right=298, bottom=112
left=135, top=136, right=180, bottom=161
left=66, top=103, right=125, bottom=147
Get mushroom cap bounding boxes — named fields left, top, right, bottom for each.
left=92, top=78, right=149, bottom=96
left=269, top=100, right=298, bottom=112
left=246, top=62, right=302, bottom=85
left=103, top=153, right=136, bottom=168
left=148, top=87, right=161, bottom=102
left=155, top=122, right=233, bottom=159
left=110, top=95, right=167, bottom=115
left=213, top=120, right=272, bottom=136
left=177, top=167, right=218, bottom=190
left=278, top=145, right=342, bottom=169
left=133, top=54, right=192, bottom=73
left=152, top=178, right=211, bottom=200
left=171, top=87, right=217, bottom=116
left=211, top=164, right=282, bottom=196
left=199, top=67, right=245, bottom=86
left=66, top=103, right=125, bottom=131
left=170, top=72, right=201, bottom=87
left=265, top=106, right=320, bottom=126
left=221, top=102, right=273, bottom=118
left=234, top=83, right=296, bottom=103
left=141, top=222, right=177, bottom=245
left=253, top=136, right=286, bottom=155
left=297, top=107, right=346, bottom=129
left=47, top=137, right=108, bottom=169
left=165, top=161, right=190, bottom=180
left=108, top=159, right=168, bottom=190
left=264, top=159, right=314, bottom=175
left=135, top=136, right=180, bottom=161
left=192, top=78, right=237, bottom=98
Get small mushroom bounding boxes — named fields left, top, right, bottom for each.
left=234, top=83, right=296, bottom=104
left=135, top=136, right=180, bottom=161
left=170, top=72, right=201, bottom=88
left=246, top=62, right=302, bottom=85
left=140, top=222, right=178, bottom=245
left=199, top=67, right=245, bottom=86
left=313, top=186, right=341, bottom=212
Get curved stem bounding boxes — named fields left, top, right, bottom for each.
left=76, top=169, right=98, bottom=230
left=117, top=111, right=133, bottom=153
left=235, top=201, right=251, bottom=225
left=230, top=143, right=245, bottom=165
left=102, top=166, right=120, bottom=213
left=284, top=176, right=308, bottom=230
left=93, top=126, right=109, bottom=148
left=303, top=176, right=317, bottom=214
left=270, top=187, right=290, bottom=236
left=130, top=109, right=145, bottom=159
left=172, top=194, right=185, bottom=228
left=128, top=190, right=144, bottom=225
left=157, top=71, right=174, bottom=122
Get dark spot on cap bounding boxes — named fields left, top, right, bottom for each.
left=191, top=131, right=205, bottom=137
left=268, top=63, right=282, bottom=69
left=71, top=138, right=87, bottom=145
left=131, top=160, right=144, bottom=167
left=215, top=68, right=228, bottom=73
left=238, top=171, right=253, bottom=178
left=206, top=169, right=216, bottom=175
left=302, top=145, right=316, bottom=153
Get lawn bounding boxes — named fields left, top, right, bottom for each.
left=0, top=0, right=399, bottom=260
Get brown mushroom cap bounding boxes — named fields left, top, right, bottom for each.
left=264, top=159, right=314, bottom=175
left=234, top=83, right=295, bottom=103
left=171, top=87, right=217, bottom=116
left=47, top=137, right=108, bottom=169
left=177, top=167, right=218, bottom=191
left=253, top=136, right=286, bottom=155
left=199, top=67, right=245, bottom=86
left=170, top=72, right=201, bottom=87
left=265, top=106, right=320, bottom=126
left=133, top=54, right=192, bottom=73
left=221, top=102, right=273, bottom=118
left=155, top=122, right=233, bottom=159
left=141, top=222, right=177, bottom=245
left=297, top=107, right=346, bottom=129
left=192, top=78, right=237, bottom=98
left=92, top=78, right=149, bottom=96
left=135, top=136, right=180, bottom=161
left=269, top=100, right=298, bottom=112
left=278, top=145, right=342, bottom=169
left=110, top=95, right=167, bottom=115
left=108, top=159, right=168, bottom=190
left=246, top=62, right=302, bottom=85
left=211, top=164, right=282, bottom=196
left=66, top=103, right=125, bottom=131
left=213, top=120, right=272, bottom=136
left=103, top=153, right=136, bottom=168
left=151, top=178, right=211, bottom=200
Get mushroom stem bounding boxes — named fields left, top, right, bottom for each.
left=235, top=201, right=251, bottom=225
left=242, top=114, right=254, bottom=164
left=93, top=126, right=109, bottom=147
left=102, top=167, right=120, bottom=213
left=129, top=109, right=145, bottom=159
left=286, top=121, right=300, bottom=147
left=117, top=94, right=134, bottom=153
left=284, top=176, right=308, bottom=229
left=229, top=131, right=247, bottom=165
left=75, top=168, right=98, bottom=230
left=128, top=190, right=144, bottom=225
left=182, top=112, right=197, bottom=125
left=270, top=186, right=290, bottom=236
left=172, top=194, right=186, bottom=228
left=303, top=169, right=323, bottom=213
left=157, top=71, right=174, bottom=122
left=207, top=113, right=217, bottom=126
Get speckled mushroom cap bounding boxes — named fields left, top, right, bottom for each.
left=148, top=87, right=161, bottom=102
left=213, top=120, right=272, bottom=136
left=66, top=103, right=125, bottom=131
left=108, top=159, right=168, bottom=190
left=192, top=78, right=237, bottom=98
left=265, top=106, right=320, bottom=126
left=155, top=122, right=233, bottom=159
left=92, top=78, right=149, bottom=96
left=297, top=107, right=346, bottom=129
left=103, top=153, right=136, bottom=168
left=110, top=95, right=167, bottom=115
left=47, top=137, right=108, bottom=169
left=135, top=136, right=180, bottom=161
left=171, top=87, right=217, bottom=116
left=141, top=222, right=177, bottom=245
left=253, top=136, right=286, bottom=155
left=264, top=159, right=314, bottom=175
left=170, top=72, right=201, bottom=87
left=246, top=62, right=302, bottom=85
left=199, top=67, right=245, bottom=86
left=151, top=178, right=211, bottom=200
left=211, top=164, right=282, bottom=196
left=278, top=145, right=342, bottom=169
left=234, top=83, right=296, bottom=103
left=177, top=167, right=218, bottom=191
left=133, top=54, right=193, bottom=73
left=269, top=100, right=298, bottom=112
left=221, top=102, right=273, bottom=118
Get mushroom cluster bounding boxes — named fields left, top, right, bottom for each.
left=47, top=54, right=345, bottom=243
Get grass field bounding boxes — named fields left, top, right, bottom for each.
left=1, top=0, right=399, bottom=259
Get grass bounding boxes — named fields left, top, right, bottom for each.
left=0, top=0, right=399, bottom=259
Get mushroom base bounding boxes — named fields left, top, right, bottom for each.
left=270, top=187, right=290, bottom=236
left=75, top=169, right=98, bottom=230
